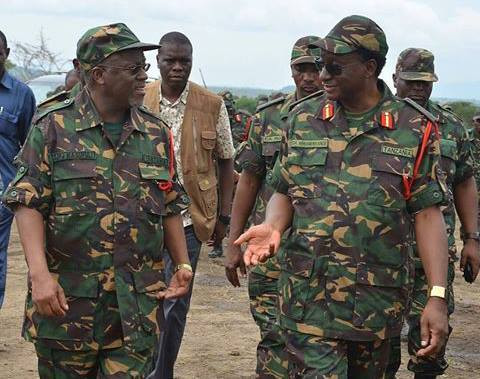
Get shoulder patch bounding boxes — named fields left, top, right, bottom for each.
left=33, top=97, right=75, bottom=124
left=287, top=90, right=325, bottom=113
left=138, top=105, right=162, bottom=120
left=403, top=97, right=437, bottom=123
left=255, top=96, right=286, bottom=113
left=37, top=90, right=70, bottom=109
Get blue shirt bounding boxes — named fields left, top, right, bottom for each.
left=0, top=71, right=36, bottom=190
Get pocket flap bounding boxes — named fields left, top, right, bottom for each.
left=0, top=109, right=19, bottom=123
left=356, top=262, right=405, bottom=288
left=132, top=269, right=166, bottom=293
left=53, top=159, right=96, bottom=181
left=262, top=142, right=280, bottom=157
left=440, top=139, right=458, bottom=160
left=201, top=130, right=216, bottom=140
left=56, top=272, right=99, bottom=298
left=372, top=154, right=412, bottom=176
left=288, top=148, right=327, bottom=166
left=198, top=176, right=217, bottom=191
left=139, top=162, right=170, bottom=181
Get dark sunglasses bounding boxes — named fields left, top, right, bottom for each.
left=98, top=62, right=151, bottom=75
left=314, top=57, right=361, bottom=76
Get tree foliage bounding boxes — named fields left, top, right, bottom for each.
left=235, top=96, right=257, bottom=114
left=444, top=101, right=480, bottom=127
left=11, top=29, right=67, bottom=81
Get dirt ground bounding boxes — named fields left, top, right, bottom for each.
left=1, top=224, right=480, bottom=378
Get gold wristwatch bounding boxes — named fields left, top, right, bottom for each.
left=428, top=285, right=446, bottom=299
left=174, top=263, right=193, bottom=273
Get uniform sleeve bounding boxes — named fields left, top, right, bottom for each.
left=214, top=101, right=235, bottom=159
left=1, top=118, right=52, bottom=217
left=454, top=124, right=474, bottom=184
left=407, top=124, right=448, bottom=213
left=269, top=114, right=295, bottom=195
left=18, top=87, right=36, bottom=145
left=237, top=112, right=266, bottom=177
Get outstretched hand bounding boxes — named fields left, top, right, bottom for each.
left=234, top=224, right=281, bottom=266
left=156, top=268, right=193, bottom=300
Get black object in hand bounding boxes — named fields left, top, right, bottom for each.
left=464, top=262, right=474, bottom=283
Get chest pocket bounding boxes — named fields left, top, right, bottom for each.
left=52, top=157, right=97, bottom=213
left=0, top=108, right=19, bottom=138
left=286, top=139, right=328, bottom=198
left=439, top=139, right=457, bottom=180
left=262, top=135, right=282, bottom=169
left=139, top=162, right=168, bottom=216
left=367, top=152, right=413, bottom=209
left=197, top=130, right=216, bottom=173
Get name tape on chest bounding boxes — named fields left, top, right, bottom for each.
left=263, top=135, right=282, bottom=143
left=381, top=145, right=414, bottom=159
left=290, top=139, right=328, bottom=148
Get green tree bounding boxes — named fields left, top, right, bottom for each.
left=444, top=101, right=480, bottom=127
left=235, top=96, right=257, bottom=114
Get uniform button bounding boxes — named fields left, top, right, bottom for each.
left=64, top=99, right=70, bottom=104
left=11, top=190, right=17, bottom=197
left=181, top=195, right=189, bottom=203
left=433, top=191, right=440, bottom=198
left=19, top=166, right=26, bottom=173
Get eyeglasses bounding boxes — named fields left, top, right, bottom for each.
left=98, top=62, right=151, bottom=75
left=314, top=58, right=361, bottom=76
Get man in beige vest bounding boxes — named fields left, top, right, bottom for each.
left=144, top=32, right=235, bottom=378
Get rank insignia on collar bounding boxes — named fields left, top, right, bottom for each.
left=322, top=103, right=334, bottom=120
left=380, top=111, right=394, bottom=129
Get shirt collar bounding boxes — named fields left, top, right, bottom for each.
left=0, top=71, right=14, bottom=90
left=158, top=79, right=189, bottom=106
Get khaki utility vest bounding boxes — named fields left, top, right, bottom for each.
left=144, top=80, right=221, bottom=241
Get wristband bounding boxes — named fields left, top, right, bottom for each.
left=428, top=285, right=446, bottom=299
left=218, top=214, right=231, bottom=226
left=462, top=231, right=480, bottom=243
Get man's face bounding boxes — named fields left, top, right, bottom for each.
left=291, top=62, right=322, bottom=98
left=156, top=43, right=192, bottom=89
left=393, top=75, right=433, bottom=107
left=319, top=51, right=367, bottom=103
left=0, top=39, right=10, bottom=74
left=96, top=49, right=148, bottom=108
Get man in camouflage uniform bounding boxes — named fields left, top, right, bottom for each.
left=256, top=95, right=269, bottom=112
left=2, top=23, right=193, bottom=378
left=235, top=15, right=450, bottom=377
left=225, top=35, right=323, bottom=377
left=387, top=48, right=480, bottom=379
left=471, top=114, right=480, bottom=194
left=218, top=90, right=249, bottom=148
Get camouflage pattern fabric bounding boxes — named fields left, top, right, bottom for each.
left=385, top=101, right=472, bottom=377
left=395, top=48, right=439, bottom=82
left=290, top=36, right=322, bottom=65
left=35, top=342, right=154, bottom=378
left=218, top=90, right=248, bottom=148
left=269, top=80, right=446, bottom=342
left=76, top=23, right=160, bottom=71
left=319, top=15, right=388, bottom=57
left=237, top=93, right=296, bottom=377
left=386, top=264, right=455, bottom=378
left=283, top=328, right=390, bottom=378
left=36, top=82, right=82, bottom=112
left=471, top=129, right=480, bottom=191
left=2, top=88, right=189, bottom=354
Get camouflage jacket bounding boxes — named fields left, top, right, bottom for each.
left=2, top=88, right=189, bottom=352
left=410, top=100, right=473, bottom=266
left=230, top=112, right=250, bottom=149
left=471, top=129, right=480, bottom=190
left=237, top=93, right=296, bottom=279
left=270, top=81, right=446, bottom=341
left=36, top=82, right=82, bottom=112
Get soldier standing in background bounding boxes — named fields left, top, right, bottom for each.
left=225, top=35, right=323, bottom=377
left=387, top=48, right=480, bottom=379
left=2, top=23, right=192, bottom=377
left=235, top=15, right=450, bottom=377
left=218, top=90, right=248, bottom=148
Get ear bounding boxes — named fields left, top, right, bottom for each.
left=5, top=47, right=10, bottom=59
left=156, top=53, right=161, bottom=68
left=392, top=73, right=398, bottom=88
left=363, top=59, right=377, bottom=78
left=90, top=67, right=105, bottom=85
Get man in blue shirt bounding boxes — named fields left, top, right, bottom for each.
left=0, top=30, right=36, bottom=307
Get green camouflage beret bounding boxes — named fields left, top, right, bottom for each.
left=76, top=23, right=160, bottom=71
left=320, top=15, right=388, bottom=57
left=291, top=36, right=322, bottom=65
left=395, top=48, right=438, bottom=82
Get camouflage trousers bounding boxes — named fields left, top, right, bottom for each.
left=283, top=328, right=391, bottom=378
left=35, top=342, right=155, bottom=378
left=248, top=272, right=288, bottom=378
left=386, top=262, right=455, bottom=378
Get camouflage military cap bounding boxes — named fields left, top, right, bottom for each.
left=291, top=36, right=322, bottom=65
left=396, top=48, right=438, bottom=82
left=319, top=15, right=388, bottom=57
left=77, top=23, right=160, bottom=71
left=218, top=90, right=235, bottom=108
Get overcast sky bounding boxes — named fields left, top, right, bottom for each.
left=1, top=0, right=479, bottom=99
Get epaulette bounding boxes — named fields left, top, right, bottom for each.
left=255, top=95, right=287, bottom=113
left=37, top=90, right=70, bottom=110
left=138, top=105, right=167, bottom=124
left=403, top=97, right=437, bottom=123
left=33, top=97, right=75, bottom=124
left=287, top=90, right=325, bottom=113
